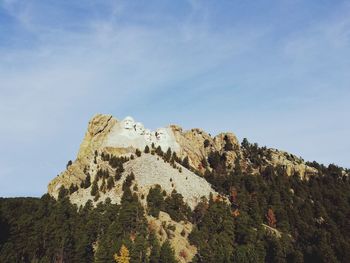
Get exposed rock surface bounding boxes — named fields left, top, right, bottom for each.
left=48, top=114, right=318, bottom=198
left=269, top=149, right=318, bottom=179
left=67, top=154, right=217, bottom=209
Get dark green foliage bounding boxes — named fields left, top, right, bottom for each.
left=223, top=135, right=234, bottom=151
left=191, top=156, right=350, bottom=263
left=144, top=145, right=150, bottom=154
left=58, top=185, right=69, bottom=200
left=164, top=148, right=172, bottom=162
left=135, top=148, right=142, bottom=157
left=0, top=187, right=160, bottom=263
left=96, top=169, right=109, bottom=180
left=149, top=232, right=161, bottom=263
left=182, top=156, right=190, bottom=169
left=108, top=155, right=127, bottom=170
left=107, top=176, right=114, bottom=190
left=156, top=146, right=163, bottom=156
left=122, top=172, right=135, bottom=191
left=115, top=169, right=122, bottom=181
left=233, top=244, right=263, bottom=263
left=147, top=185, right=165, bottom=217
left=91, top=180, right=98, bottom=196
left=66, top=160, right=73, bottom=169
left=203, top=139, right=210, bottom=148
left=240, top=138, right=269, bottom=167
left=164, top=190, right=191, bottom=222
left=159, top=240, right=177, bottom=263
left=1, top=143, right=350, bottom=263
left=207, top=151, right=226, bottom=171
left=81, top=174, right=91, bottom=188
left=189, top=197, right=235, bottom=263
left=100, top=178, right=106, bottom=193
left=69, top=183, right=78, bottom=194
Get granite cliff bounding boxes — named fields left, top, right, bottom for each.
left=48, top=114, right=318, bottom=201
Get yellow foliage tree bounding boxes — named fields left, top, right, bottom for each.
left=114, top=244, right=130, bottom=263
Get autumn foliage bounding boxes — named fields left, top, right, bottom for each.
left=114, top=245, right=130, bottom=263
left=266, top=208, right=277, bottom=228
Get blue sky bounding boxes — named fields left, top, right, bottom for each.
left=0, top=0, right=349, bottom=197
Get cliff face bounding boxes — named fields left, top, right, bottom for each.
left=48, top=114, right=224, bottom=204
left=48, top=114, right=239, bottom=199
left=48, top=114, right=318, bottom=199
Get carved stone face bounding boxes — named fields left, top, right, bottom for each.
left=156, top=128, right=168, bottom=141
left=134, top=122, right=145, bottom=135
left=122, top=116, right=135, bottom=130
left=144, top=129, right=152, bottom=142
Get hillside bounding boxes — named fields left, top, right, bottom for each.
left=0, top=114, right=349, bottom=263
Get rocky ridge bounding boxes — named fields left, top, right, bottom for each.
left=48, top=114, right=319, bottom=199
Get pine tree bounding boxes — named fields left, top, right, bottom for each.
left=156, top=146, right=163, bottom=156
left=147, top=185, right=165, bottom=217
left=149, top=232, right=161, bottom=263
left=107, top=177, right=115, bottom=190
left=58, top=186, right=68, bottom=200
left=91, top=180, right=98, bottom=196
left=144, top=145, right=150, bottom=154
left=224, top=135, right=234, bottom=151
left=165, top=148, right=172, bottom=162
left=66, top=160, right=73, bottom=169
left=182, top=156, right=190, bottom=169
left=114, top=245, right=130, bottom=263
left=159, top=240, right=177, bottom=263
left=135, top=149, right=141, bottom=157
left=130, top=235, right=147, bottom=263
left=84, top=174, right=91, bottom=188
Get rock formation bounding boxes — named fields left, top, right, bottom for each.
left=48, top=114, right=318, bottom=199
left=46, top=113, right=322, bottom=262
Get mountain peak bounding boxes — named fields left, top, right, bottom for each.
left=48, top=113, right=319, bottom=205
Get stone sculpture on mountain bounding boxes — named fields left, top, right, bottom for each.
left=144, top=129, right=153, bottom=143
left=122, top=116, right=135, bottom=130
left=134, top=122, right=145, bottom=135
left=103, top=116, right=180, bottom=152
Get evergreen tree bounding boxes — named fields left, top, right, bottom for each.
left=91, top=179, right=99, bottom=196
left=182, top=156, right=190, bottom=169
left=58, top=186, right=69, bottom=200
left=147, top=185, right=165, bottom=217
left=144, top=145, right=150, bottom=154
left=107, top=177, right=115, bottom=190
left=135, top=149, right=141, bottom=157
left=159, top=240, right=177, bottom=263
left=149, top=232, right=161, bottom=263
left=165, top=148, right=172, bottom=162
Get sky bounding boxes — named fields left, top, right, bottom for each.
left=0, top=0, right=349, bottom=197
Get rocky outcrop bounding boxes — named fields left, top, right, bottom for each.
left=77, top=114, right=116, bottom=161
left=268, top=149, right=318, bottom=178
left=48, top=114, right=319, bottom=199
left=48, top=114, right=241, bottom=198
left=48, top=114, right=117, bottom=198
left=170, top=126, right=240, bottom=171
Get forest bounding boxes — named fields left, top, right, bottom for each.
left=1, top=139, right=349, bottom=263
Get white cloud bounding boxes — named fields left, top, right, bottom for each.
left=0, top=1, right=349, bottom=196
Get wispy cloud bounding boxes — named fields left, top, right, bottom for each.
left=0, top=1, right=349, bottom=196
